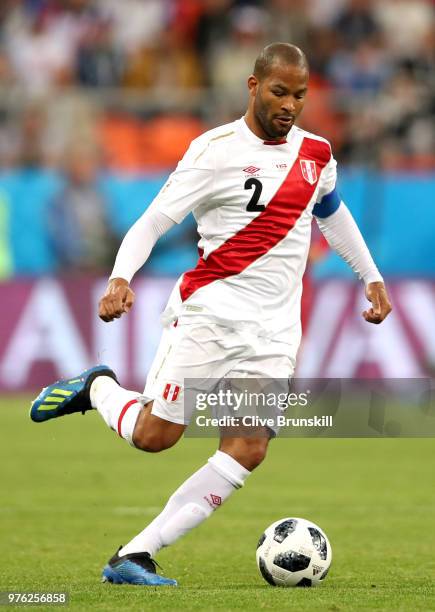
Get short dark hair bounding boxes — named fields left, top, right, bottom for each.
left=253, top=43, right=309, bottom=80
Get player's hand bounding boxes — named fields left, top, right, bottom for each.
left=98, top=277, right=135, bottom=322
left=362, top=281, right=392, bottom=324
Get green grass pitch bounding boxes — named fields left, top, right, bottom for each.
left=1, top=395, right=435, bottom=611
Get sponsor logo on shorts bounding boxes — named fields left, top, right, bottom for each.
left=163, top=383, right=181, bottom=402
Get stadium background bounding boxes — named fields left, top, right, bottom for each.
left=0, top=0, right=434, bottom=390
left=1, top=3, right=435, bottom=609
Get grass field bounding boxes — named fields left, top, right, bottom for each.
left=1, top=395, right=435, bottom=611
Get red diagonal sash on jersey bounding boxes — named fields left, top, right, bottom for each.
left=180, top=137, right=331, bottom=302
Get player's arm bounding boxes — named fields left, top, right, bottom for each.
left=313, top=158, right=392, bottom=325
left=99, top=138, right=215, bottom=322
left=99, top=209, right=175, bottom=322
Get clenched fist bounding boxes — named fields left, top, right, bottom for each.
left=99, top=278, right=135, bottom=322
left=363, top=281, right=392, bottom=324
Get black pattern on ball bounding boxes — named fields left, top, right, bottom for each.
left=257, top=532, right=266, bottom=549
left=273, top=519, right=297, bottom=543
left=273, top=551, right=311, bottom=572
left=296, top=577, right=312, bottom=587
left=308, top=527, right=328, bottom=561
left=259, top=556, right=276, bottom=586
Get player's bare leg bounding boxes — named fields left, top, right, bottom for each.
left=131, top=402, right=185, bottom=452
left=219, top=433, right=270, bottom=471
left=88, top=374, right=183, bottom=450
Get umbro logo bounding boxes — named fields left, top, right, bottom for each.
left=203, top=493, right=222, bottom=509
left=243, top=166, right=260, bottom=174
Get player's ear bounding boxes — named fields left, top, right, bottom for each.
left=247, top=75, right=259, bottom=96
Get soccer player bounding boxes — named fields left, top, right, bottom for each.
left=30, top=43, right=392, bottom=586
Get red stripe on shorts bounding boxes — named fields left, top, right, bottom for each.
left=179, top=137, right=331, bottom=302
left=117, top=399, right=140, bottom=437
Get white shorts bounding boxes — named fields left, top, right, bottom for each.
left=144, top=322, right=298, bottom=426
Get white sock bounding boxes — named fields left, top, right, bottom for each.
left=119, top=450, right=250, bottom=557
left=90, top=376, right=143, bottom=446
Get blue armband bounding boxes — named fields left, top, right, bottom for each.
left=312, top=188, right=341, bottom=218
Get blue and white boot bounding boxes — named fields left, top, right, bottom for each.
left=30, top=365, right=118, bottom=423
left=102, top=548, right=177, bottom=586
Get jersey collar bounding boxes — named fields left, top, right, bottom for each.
left=239, top=117, right=290, bottom=147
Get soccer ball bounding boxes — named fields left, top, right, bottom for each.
left=256, top=517, right=332, bottom=587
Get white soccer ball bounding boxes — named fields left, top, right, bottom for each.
left=256, top=517, right=332, bottom=587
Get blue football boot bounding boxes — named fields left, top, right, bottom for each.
left=102, top=548, right=177, bottom=586
left=30, top=365, right=118, bottom=423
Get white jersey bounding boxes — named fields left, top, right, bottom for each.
left=149, top=118, right=339, bottom=346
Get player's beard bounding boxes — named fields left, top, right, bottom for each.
left=254, top=94, right=292, bottom=140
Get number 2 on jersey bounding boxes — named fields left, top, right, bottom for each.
left=245, top=178, right=265, bottom=212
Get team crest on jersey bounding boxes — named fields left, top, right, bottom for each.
left=162, top=383, right=181, bottom=402
left=300, top=160, right=318, bottom=185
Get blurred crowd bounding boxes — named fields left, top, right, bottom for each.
left=0, top=0, right=433, bottom=171
left=0, top=0, right=433, bottom=277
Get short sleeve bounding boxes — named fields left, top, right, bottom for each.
left=312, top=155, right=341, bottom=219
left=148, top=138, right=215, bottom=224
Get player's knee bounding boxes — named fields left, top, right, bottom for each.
left=245, top=440, right=268, bottom=470
left=132, top=428, right=178, bottom=453
left=131, top=406, right=183, bottom=452
left=221, top=438, right=268, bottom=471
